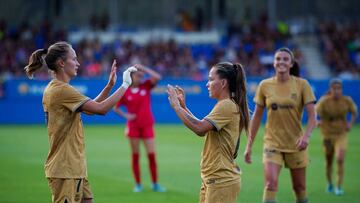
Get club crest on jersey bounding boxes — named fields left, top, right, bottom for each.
left=140, top=90, right=147, bottom=96
left=291, top=93, right=297, bottom=100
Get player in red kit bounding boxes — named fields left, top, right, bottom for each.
left=113, top=65, right=165, bottom=192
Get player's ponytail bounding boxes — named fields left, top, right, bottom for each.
left=213, top=62, right=250, bottom=135
left=233, top=63, right=250, bottom=135
left=290, top=60, right=300, bottom=77
left=24, top=48, right=48, bottom=79
left=24, top=41, right=72, bottom=79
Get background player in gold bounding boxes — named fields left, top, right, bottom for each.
left=316, top=78, right=358, bottom=195
left=167, top=62, right=250, bottom=203
left=24, top=41, right=137, bottom=203
left=244, top=48, right=316, bottom=203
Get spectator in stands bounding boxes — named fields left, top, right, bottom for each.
left=318, top=22, right=360, bottom=78
left=0, top=18, right=299, bottom=79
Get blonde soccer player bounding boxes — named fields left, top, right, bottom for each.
left=24, top=41, right=137, bottom=203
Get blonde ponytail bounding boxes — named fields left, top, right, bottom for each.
left=24, top=48, right=47, bottom=79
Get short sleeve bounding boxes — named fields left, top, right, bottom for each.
left=254, top=81, right=265, bottom=106
left=61, top=85, right=90, bottom=112
left=302, top=79, right=316, bottom=105
left=204, top=100, right=235, bottom=131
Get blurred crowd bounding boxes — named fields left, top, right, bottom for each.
left=0, top=17, right=301, bottom=82
left=318, top=22, right=360, bottom=79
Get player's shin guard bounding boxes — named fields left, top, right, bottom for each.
left=263, top=189, right=277, bottom=203
left=132, top=153, right=141, bottom=184
left=148, top=153, right=158, bottom=183
left=294, top=190, right=307, bottom=203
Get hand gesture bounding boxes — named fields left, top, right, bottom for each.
left=167, top=84, right=180, bottom=109
left=121, top=65, right=138, bottom=88
left=107, top=60, right=118, bottom=87
left=175, top=85, right=186, bottom=108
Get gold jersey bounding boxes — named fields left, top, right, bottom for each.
left=42, top=79, right=90, bottom=178
left=316, top=95, right=357, bottom=137
left=202, top=98, right=241, bottom=186
left=254, top=76, right=316, bottom=152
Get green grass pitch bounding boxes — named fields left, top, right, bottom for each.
left=0, top=124, right=359, bottom=202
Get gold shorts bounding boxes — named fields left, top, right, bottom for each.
left=263, top=148, right=309, bottom=169
left=199, top=181, right=240, bottom=203
left=47, top=178, right=93, bottom=203
left=323, top=134, right=348, bottom=154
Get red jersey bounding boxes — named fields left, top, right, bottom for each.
left=116, top=79, right=155, bottom=127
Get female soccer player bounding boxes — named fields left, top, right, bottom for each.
left=167, top=62, right=250, bottom=203
left=24, top=41, right=137, bottom=203
left=244, top=47, right=316, bottom=203
left=113, top=65, right=165, bottom=192
left=316, top=78, right=358, bottom=195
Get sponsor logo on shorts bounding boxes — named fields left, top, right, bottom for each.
left=264, top=148, right=276, bottom=157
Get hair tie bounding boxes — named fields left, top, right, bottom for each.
left=41, top=53, right=48, bottom=69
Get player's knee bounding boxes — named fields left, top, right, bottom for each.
left=265, top=180, right=278, bottom=190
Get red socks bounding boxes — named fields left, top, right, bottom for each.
left=148, top=153, right=158, bottom=183
left=131, top=153, right=158, bottom=184
left=132, top=153, right=141, bottom=184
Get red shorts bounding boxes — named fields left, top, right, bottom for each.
left=125, top=125, right=154, bottom=139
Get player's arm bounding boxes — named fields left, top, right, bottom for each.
left=296, top=102, right=316, bottom=150
left=113, top=106, right=136, bottom=120
left=315, top=98, right=324, bottom=127
left=80, top=66, right=137, bottom=115
left=92, top=60, right=118, bottom=103
left=82, top=60, right=120, bottom=115
left=346, top=97, right=358, bottom=130
left=137, top=65, right=162, bottom=85
left=174, top=85, right=195, bottom=116
left=349, top=112, right=358, bottom=127
left=113, top=106, right=126, bottom=117
left=244, top=104, right=264, bottom=164
left=167, top=85, right=213, bottom=136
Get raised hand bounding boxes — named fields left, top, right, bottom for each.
left=175, top=85, right=186, bottom=108
left=107, top=60, right=118, bottom=87
left=167, top=84, right=181, bottom=109
left=121, top=66, right=138, bottom=88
